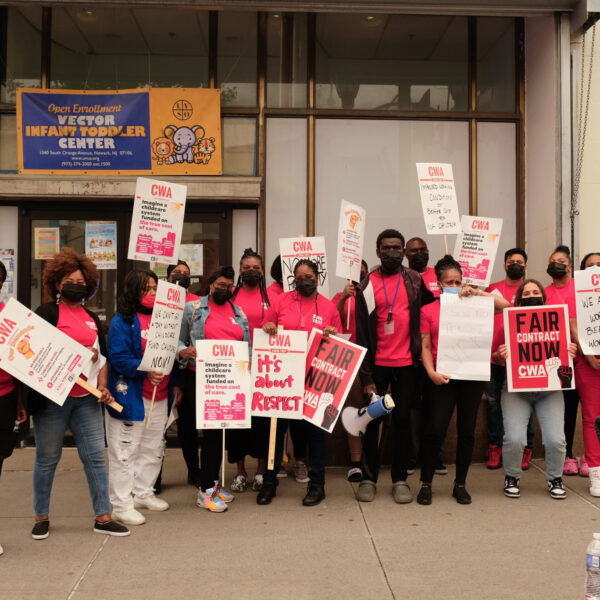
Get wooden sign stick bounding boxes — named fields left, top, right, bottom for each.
left=222, top=429, right=226, bottom=489
left=145, top=385, right=158, bottom=429
left=267, top=324, right=286, bottom=471
left=76, top=377, right=123, bottom=413
left=444, top=233, right=449, bottom=256
left=347, top=262, right=353, bottom=331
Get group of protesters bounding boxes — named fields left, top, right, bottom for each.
left=0, top=228, right=599, bottom=553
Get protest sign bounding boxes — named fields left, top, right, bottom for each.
left=453, top=216, right=503, bottom=288
left=251, top=328, right=307, bottom=419
left=196, top=340, right=251, bottom=429
left=17, top=88, right=222, bottom=175
left=303, top=329, right=366, bottom=433
left=34, top=227, right=59, bottom=260
left=127, top=177, right=186, bottom=264
left=504, top=305, right=574, bottom=392
left=416, top=163, right=461, bottom=235
left=85, top=222, right=117, bottom=270
left=138, top=280, right=186, bottom=374
left=179, top=244, right=203, bottom=276
left=574, top=267, right=600, bottom=355
left=279, top=236, right=329, bottom=297
left=0, top=298, right=93, bottom=406
left=0, top=249, right=15, bottom=305
left=336, top=200, right=366, bottom=283
left=436, top=294, right=494, bottom=381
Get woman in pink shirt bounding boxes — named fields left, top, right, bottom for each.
left=544, top=245, right=583, bottom=477
left=266, top=255, right=284, bottom=299
left=30, top=248, right=128, bottom=540
left=167, top=260, right=200, bottom=303
left=257, top=259, right=341, bottom=507
left=228, top=248, right=271, bottom=492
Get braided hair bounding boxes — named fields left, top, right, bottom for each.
left=434, top=254, right=462, bottom=281
left=232, top=248, right=270, bottom=310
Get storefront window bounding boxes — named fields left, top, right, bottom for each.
left=477, top=18, right=516, bottom=112
left=316, top=14, right=468, bottom=111
left=0, top=7, right=42, bottom=103
left=267, top=13, right=307, bottom=108
left=50, top=7, right=209, bottom=90
left=0, top=115, right=17, bottom=172
left=222, top=117, right=256, bottom=175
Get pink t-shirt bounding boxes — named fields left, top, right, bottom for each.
left=420, top=266, right=441, bottom=298
left=266, top=282, right=284, bottom=299
left=545, top=279, right=575, bottom=315
left=138, top=312, right=170, bottom=401
left=332, top=292, right=356, bottom=342
left=262, top=291, right=342, bottom=334
left=370, top=270, right=411, bottom=367
left=233, top=287, right=270, bottom=343
left=420, top=300, right=440, bottom=368
left=186, top=291, right=200, bottom=303
left=486, top=279, right=521, bottom=361
left=57, top=304, right=98, bottom=397
left=0, top=303, right=15, bottom=397
left=204, top=302, right=244, bottom=342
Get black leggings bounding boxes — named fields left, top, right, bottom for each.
left=563, top=388, right=580, bottom=459
left=177, top=369, right=201, bottom=480
left=0, top=390, right=18, bottom=477
left=421, top=379, right=484, bottom=486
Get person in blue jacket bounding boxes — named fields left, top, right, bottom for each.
left=106, top=269, right=182, bottom=526
left=177, top=266, right=251, bottom=512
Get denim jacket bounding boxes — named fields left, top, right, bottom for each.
left=177, top=296, right=251, bottom=368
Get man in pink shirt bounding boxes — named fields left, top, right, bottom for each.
left=485, top=248, right=534, bottom=470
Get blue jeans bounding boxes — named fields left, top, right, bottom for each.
left=33, top=395, right=111, bottom=517
left=486, top=364, right=535, bottom=448
left=501, top=386, right=566, bottom=480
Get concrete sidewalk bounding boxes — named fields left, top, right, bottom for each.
left=0, top=448, right=596, bottom=599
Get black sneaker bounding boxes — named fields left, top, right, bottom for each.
left=31, top=519, right=50, bottom=540
left=452, top=483, right=472, bottom=505
left=503, top=476, right=520, bottom=498
left=93, top=520, right=131, bottom=537
left=435, top=464, right=449, bottom=475
left=548, top=477, right=567, bottom=500
left=417, top=484, right=432, bottom=505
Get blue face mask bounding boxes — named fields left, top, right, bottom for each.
left=442, top=286, right=460, bottom=295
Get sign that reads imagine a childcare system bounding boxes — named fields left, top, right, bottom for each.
left=195, top=340, right=251, bottom=429
left=416, top=162, right=461, bottom=235
left=504, top=305, right=574, bottom=392
left=251, top=328, right=307, bottom=420
left=17, top=88, right=222, bottom=175
left=128, top=178, right=187, bottom=265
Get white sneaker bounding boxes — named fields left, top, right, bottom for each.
left=590, top=466, right=600, bottom=497
left=134, top=494, right=169, bottom=511
left=294, top=460, right=310, bottom=483
left=111, top=508, right=146, bottom=525
left=0, top=542, right=3, bottom=555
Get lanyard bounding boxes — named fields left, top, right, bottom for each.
left=382, top=273, right=401, bottom=323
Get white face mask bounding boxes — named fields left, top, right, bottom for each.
left=442, top=287, right=460, bottom=295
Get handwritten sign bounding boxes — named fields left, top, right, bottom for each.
left=250, top=328, right=307, bottom=419
left=336, top=200, right=366, bottom=283
left=416, top=162, right=461, bottom=235
left=574, top=267, right=600, bottom=355
left=453, top=215, right=503, bottom=288
left=196, top=340, right=251, bottom=429
left=303, top=329, right=366, bottom=433
left=436, top=294, right=494, bottom=381
left=138, top=280, right=186, bottom=373
left=127, top=177, right=186, bottom=264
left=504, top=305, right=574, bottom=392
left=279, top=236, right=329, bottom=297
left=0, top=298, right=93, bottom=406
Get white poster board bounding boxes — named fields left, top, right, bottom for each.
left=0, top=298, right=93, bottom=406
left=138, top=280, right=186, bottom=373
left=279, top=236, right=329, bottom=297
left=436, top=294, right=494, bottom=381
left=0, top=249, right=16, bottom=305
left=85, top=221, right=117, bottom=270
left=251, top=328, right=307, bottom=419
left=179, top=243, right=203, bottom=276
left=127, top=177, right=187, bottom=264
left=196, top=340, right=251, bottom=429
left=574, top=267, right=600, bottom=355
left=453, top=215, right=503, bottom=288
left=335, top=200, right=366, bottom=283
left=416, top=162, right=461, bottom=235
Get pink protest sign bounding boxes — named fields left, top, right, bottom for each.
left=195, top=339, right=251, bottom=429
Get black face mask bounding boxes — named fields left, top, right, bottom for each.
left=380, top=251, right=404, bottom=274
left=520, top=296, right=544, bottom=307
left=171, top=273, right=191, bottom=289
left=212, top=288, right=231, bottom=305
left=409, top=252, right=429, bottom=271
left=61, top=283, right=88, bottom=303
left=547, top=262, right=568, bottom=279
left=295, top=278, right=317, bottom=297
left=241, top=270, right=262, bottom=287
left=506, top=264, right=525, bottom=281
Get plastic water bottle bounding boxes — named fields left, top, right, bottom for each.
left=586, top=533, right=600, bottom=599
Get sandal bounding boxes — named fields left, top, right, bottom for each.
left=347, top=467, right=363, bottom=482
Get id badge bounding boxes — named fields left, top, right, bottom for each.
left=384, top=320, right=395, bottom=335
